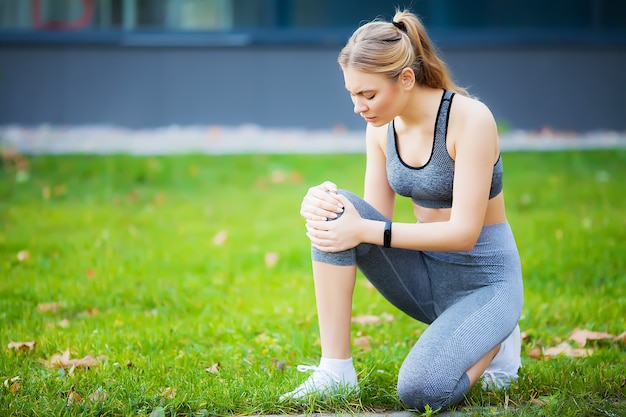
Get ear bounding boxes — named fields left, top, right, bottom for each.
left=399, top=68, right=415, bottom=90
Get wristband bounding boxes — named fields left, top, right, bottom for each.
left=383, top=221, right=392, bottom=248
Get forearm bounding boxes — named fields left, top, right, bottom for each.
left=359, top=218, right=478, bottom=252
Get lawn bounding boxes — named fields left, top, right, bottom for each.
left=1, top=149, right=625, bottom=416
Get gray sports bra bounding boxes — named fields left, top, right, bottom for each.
left=386, top=90, right=503, bottom=209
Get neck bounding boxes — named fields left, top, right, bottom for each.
left=396, top=85, right=444, bottom=128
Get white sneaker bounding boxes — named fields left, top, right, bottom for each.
left=481, top=325, right=522, bottom=390
left=279, top=364, right=359, bottom=401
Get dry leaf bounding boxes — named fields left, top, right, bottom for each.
left=85, top=269, right=96, bottom=279
left=213, top=230, right=228, bottom=246
left=58, top=319, right=70, bottom=328
left=569, top=328, right=614, bottom=347
left=9, top=382, right=20, bottom=394
left=66, top=386, right=83, bottom=407
left=17, top=250, right=30, bottom=261
left=160, top=387, right=176, bottom=399
left=354, top=335, right=371, bottom=351
left=8, top=341, right=36, bottom=351
left=88, top=387, right=107, bottom=402
left=205, top=363, right=220, bottom=374
left=44, top=349, right=106, bottom=369
left=3, top=376, right=20, bottom=387
left=528, top=347, right=543, bottom=360
left=264, top=252, right=279, bottom=268
left=543, top=342, right=592, bottom=358
left=4, top=376, right=21, bottom=394
left=37, top=302, right=63, bottom=313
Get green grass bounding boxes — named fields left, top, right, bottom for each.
left=1, top=149, right=625, bottom=416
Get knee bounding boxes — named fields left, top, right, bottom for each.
left=397, top=371, right=457, bottom=412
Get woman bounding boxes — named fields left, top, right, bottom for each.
left=281, top=9, right=524, bottom=412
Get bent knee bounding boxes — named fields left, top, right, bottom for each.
left=397, top=377, right=458, bottom=412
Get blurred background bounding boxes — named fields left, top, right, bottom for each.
left=0, top=0, right=625, bottom=133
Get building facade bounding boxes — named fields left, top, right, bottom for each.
left=1, top=0, right=625, bottom=131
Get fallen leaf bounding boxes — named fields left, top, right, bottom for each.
left=354, top=335, right=371, bottom=351
left=9, top=381, right=20, bottom=394
left=44, top=349, right=107, bottom=369
left=85, top=269, right=96, bottom=279
left=528, top=347, right=543, bottom=360
left=17, top=250, right=30, bottom=262
left=569, top=329, right=614, bottom=347
left=8, top=341, right=36, bottom=351
left=264, top=252, right=279, bottom=268
left=213, top=230, right=228, bottom=246
left=3, top=376, right=20, bottom=387
left=543, top=342, right=592, bottom=358
left=37, top=302, right=63, bottom=313
left=205, top=363, right=220, bottom=374
left=160, top=386, right=176, bottom=399
left=3, top=376, right=21, bottom=394
left=88, top=387, right=107, bottom=402
left=66, top=390, right=83, bottom=406
left=58, top=319, right=70, bottom=328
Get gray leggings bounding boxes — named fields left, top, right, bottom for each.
left=311, top=190, right=524, bottom=411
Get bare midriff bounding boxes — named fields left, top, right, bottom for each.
left=412, top=193, right=507, bottom=226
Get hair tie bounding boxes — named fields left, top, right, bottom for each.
left=392, top=21, right=407, bottom=33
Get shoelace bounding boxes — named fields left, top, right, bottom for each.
left=481, top=370, right=516, bottom=389
left=295, top=365, right=340, bottom=384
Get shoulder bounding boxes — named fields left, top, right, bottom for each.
left=365, top=122, right=389, bottom=153
left=449, top=93, right=500, bottom=158
left=450, top=94, right=497, bottom=134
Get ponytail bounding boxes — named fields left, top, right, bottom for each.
left=338, top=9, right=468, bottom=96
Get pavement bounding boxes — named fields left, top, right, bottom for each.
left=257, top=409, right=513, bottom=417
left=1, top=124, right=626, bottom=154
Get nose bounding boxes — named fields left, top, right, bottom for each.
left=353, top=98, right=368, bottom=114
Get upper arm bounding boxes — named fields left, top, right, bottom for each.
left=363, top=123, right=395, bottom=219
left=449, top=100, right=499, bottom=244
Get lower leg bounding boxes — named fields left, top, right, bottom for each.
left=312, top=261, right=356, bottom=359
left=466, top=344, right=500, bottom=387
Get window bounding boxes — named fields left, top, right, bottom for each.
left=1, top=0, right=624, bottom=44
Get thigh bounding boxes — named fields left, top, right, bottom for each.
left=340, top=190, right=437, bottom=324
left=398, top=283, right=521, bottom=403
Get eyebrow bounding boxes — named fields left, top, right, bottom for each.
left=345, top=87, right=374, bottom=96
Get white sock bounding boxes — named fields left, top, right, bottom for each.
left=319, top=357, right=357, bottom=383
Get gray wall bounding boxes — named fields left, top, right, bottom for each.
left=1, top=44, right=625, bottom=131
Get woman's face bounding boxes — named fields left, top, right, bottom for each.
left=342, top=67, right=407, bottom=127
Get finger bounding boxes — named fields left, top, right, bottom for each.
left=320, top=181, right=338, bottom=193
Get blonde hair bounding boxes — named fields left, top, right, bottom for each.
left=338, top=9, right=468, bottom=96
